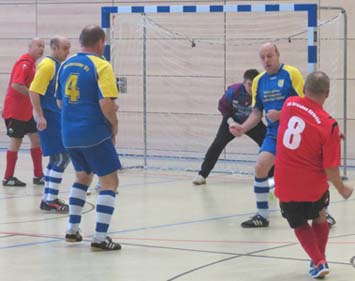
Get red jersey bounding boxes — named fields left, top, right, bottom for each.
left=275, top=96, right=341, bottom=202
left=2, top=54, right=36, bottom=121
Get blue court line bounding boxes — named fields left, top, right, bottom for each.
left=0, top=238, right=61, bottom=250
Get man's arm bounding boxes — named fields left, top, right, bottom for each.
left=325, top=167, right=353, bottom=199
left=12, top=83, right=29, bottom=95
left=265, top=109, right=281, bottom=123
left=99, top=98, right=119, bottom=144
left=29, top=91, right=46, bottom=131
left=229, top=107, right=262, bottom=137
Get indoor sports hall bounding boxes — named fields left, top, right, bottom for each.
left=0, top=1, right=355, bottom=280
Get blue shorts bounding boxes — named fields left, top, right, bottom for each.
left=67, top=138, right=121, bottom=176
left=37, top=110, right=66, bottom=156
left=259, top=135, right=277, bottom=155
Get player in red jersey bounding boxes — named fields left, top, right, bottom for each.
left=2, top=38, right=45, bottom=187
left=275, top=71, right=353, bottom=278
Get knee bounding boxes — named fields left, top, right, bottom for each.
left=76, top=172, right=93, bottom=186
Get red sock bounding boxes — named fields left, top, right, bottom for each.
left=4, top=150, right=18, bottom=180
left=312, top=221, right=329, bottom=256
left=30, top=147, right=43, bottom=177
left=294, top=223, right=325, bottom=265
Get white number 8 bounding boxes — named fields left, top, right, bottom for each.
left=282, top=116, right=305, bottom=150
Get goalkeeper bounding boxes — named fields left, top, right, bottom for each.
left=193, top=69, right=274, bottom=185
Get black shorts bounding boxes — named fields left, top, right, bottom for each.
left=5, top=118, right=37, bottom=138
left=279, top=190, right=330, bottom=229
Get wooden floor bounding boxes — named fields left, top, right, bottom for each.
left=0, top=150, right=354, bottom=281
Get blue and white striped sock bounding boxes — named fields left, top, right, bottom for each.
left=93, top=190, right=116, bottom=243
left=45, top=167, right=64, bottom=202
left=43, top=167, right=51, bottom=200
left=254, top=177, right=270, bottom=219
left=67, top=183, right=88, bottom=234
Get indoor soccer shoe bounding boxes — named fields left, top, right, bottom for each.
left=91, top=236, right=121, bottom=251
left=2, top=177, right=26, bottom=187
left=40, top=198, right=69, bottom=213
left=33, top=176, right=45, bottom=185
left=309, top=261, right=329, bottom=274
left=309, top=261, right=330, bottom=279
left=241, top=214, right=269, bottom=228
left=192, top=175, right=206, bottom=185
left=65, top=231, right=83, bottom=242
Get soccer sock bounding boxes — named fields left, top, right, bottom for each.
left=312, top=221, right=329, bottom=256
left=67, top=183, right=88, bottom=234
left=30, top=147, right=43, bottom=177
left=294, top=223, right=325, bottom=265
left=43, top=166, right=51, bottom=200
left=93, top=190, right=116, bottom=243
left=254, top=177, right=270, bottom=219
left=45, top=167, right=64, bottom=202
left=4, top=150, right=18, bottom=180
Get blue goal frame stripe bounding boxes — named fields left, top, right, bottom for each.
left=101, top=3, right=317, bottom=71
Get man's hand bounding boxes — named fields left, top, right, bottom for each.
left=339, top=185, right=353, bottom=199
left=36, top=115, right=47, bottom=131
left=266, top=109, right=280, bottom=122
left=229, top=122, right=245, bottom=137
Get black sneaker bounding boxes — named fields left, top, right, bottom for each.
left=40, top=198, right=69, bottom=213
left=65, top=231, right=83, bottom=242
left=91, top=236, right=121, bottom=251
left=33, top=176, right=45, bottom=185
left=2, top=177, right=26, bottom=187
left=241, top=214, right=269, bottom=228
left=326, top=212, right=336, bottom=227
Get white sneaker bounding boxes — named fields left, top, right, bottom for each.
left=192, top=175, right=206, bottom=185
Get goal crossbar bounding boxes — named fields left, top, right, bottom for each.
left=101, top=3, right=317, bottom=72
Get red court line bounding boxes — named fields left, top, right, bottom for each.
left=1, top=231, right=355, bottom=245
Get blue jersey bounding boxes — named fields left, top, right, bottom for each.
left=56, top=53, right=118, bottom=148
left=252, top=64, right=304, bottom=138
left=30, top=56, right=61, bottom=113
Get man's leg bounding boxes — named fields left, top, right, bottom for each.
left=91, top=170, right=120, bottom=250
left=28, top=132, right=44, bottom=181
left=3, top=137, right=26, bottom=186
left=194, top=119, right=234, bottom=184
left=241, top=151, right=274, bottom=228
left=246, top=122, right=274, bottom=179
left=65, top=171, right=92, bottom=242
left=41, top=153, right=70, bottom=212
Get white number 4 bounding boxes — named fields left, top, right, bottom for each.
left=282, top=116, right=305, bottom=150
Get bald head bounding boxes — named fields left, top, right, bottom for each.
left=304, top=71, right=330, bottom=98
left=50, top=36, right=71, bottom=62
left=28, top=37, right=45, bottom=61
left=259, top=42, right=280, bottom=74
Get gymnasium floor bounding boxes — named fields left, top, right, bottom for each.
left=0, top=151, right=354, bottom=281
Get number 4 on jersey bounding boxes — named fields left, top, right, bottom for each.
left=282, top=116, right=305, bottom=150
left=65, top=74, right=80, bottom=102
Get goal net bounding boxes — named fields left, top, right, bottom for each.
left=106, top=5, right=346, bottom=174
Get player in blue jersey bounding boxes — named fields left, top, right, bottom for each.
left=30, top=36, right=71, bottom=213
left=56, top=25, right=121, bottom=250
left=192, top=69, right=274, bottom=185
left=229, top=42, right=304, bottom=228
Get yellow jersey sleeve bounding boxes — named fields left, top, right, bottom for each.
left=29, top=57, right=55, bottom=95
left=251, top=72, right=264, bottom=107
left=283, top=65, right=304, bottom=97
left=88, top=55, right=119, bottom=99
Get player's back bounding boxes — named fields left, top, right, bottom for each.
left=275, top=95, right=340, bottom=202
left=56, top=53, right=112, bottom=148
